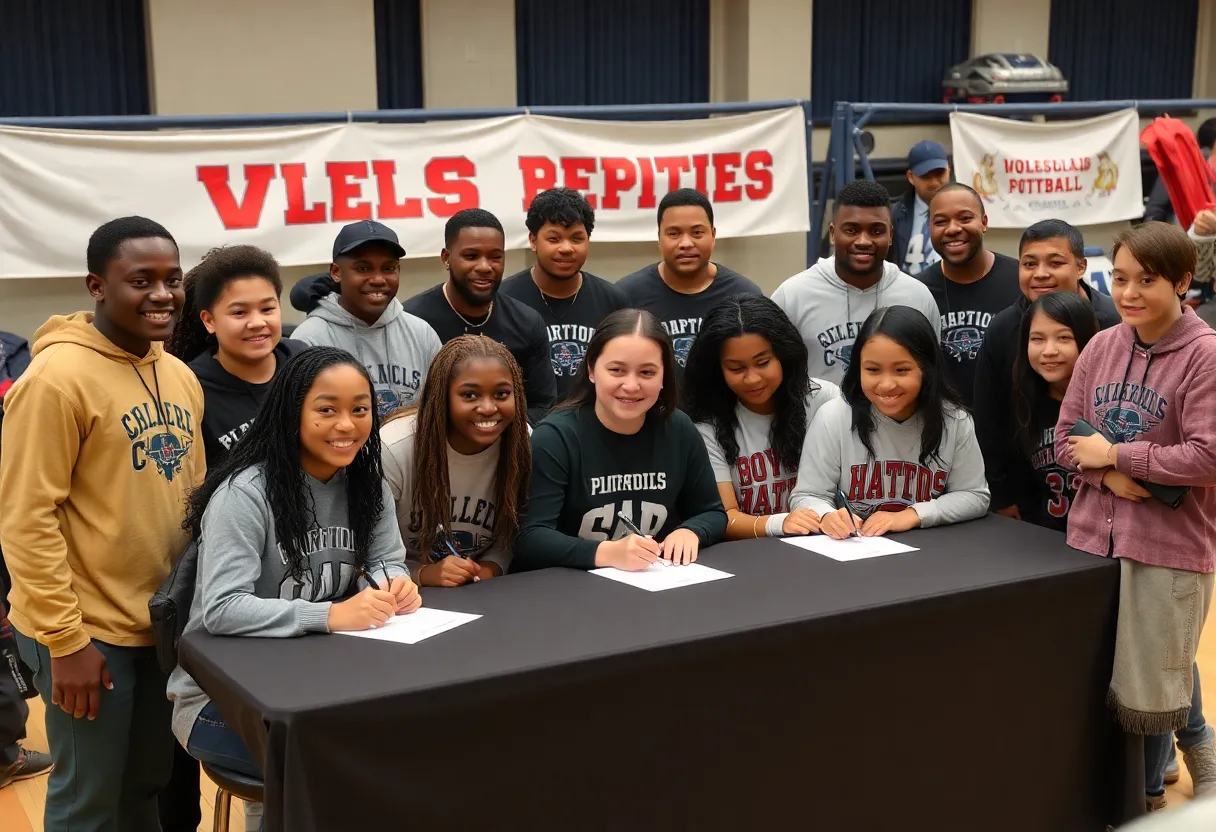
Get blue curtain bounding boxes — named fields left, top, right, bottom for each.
left=811, top=0, right=972, bottom=120
left=0, top=0, right=149, bottom=117
left=375, top=0, right=424, bottom=110
left=517, top=0, right=710, bottom=107
left=1049, top=0, right=1198, bottom=100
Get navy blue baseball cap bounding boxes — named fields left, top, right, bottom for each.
left=332, top=220, right=405, bottom=260
left=907, top=141, right=950, bottom=177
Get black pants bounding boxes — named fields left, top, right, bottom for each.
left=0, top=600, right=29, bottom=766
left=158, top=731, right=202, bottom=831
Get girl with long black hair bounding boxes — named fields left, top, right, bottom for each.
left=514, top=309, right=726, bottom=572
left=166, top=347, right=420, bottom=784
left=1008, top=291, right=1099, bottom=531
left=790, top=305, right=989, bottom=539
left=684, top=295, right=839, bottom=539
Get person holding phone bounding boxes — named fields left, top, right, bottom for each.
left=1056, top=222, right=1216, bottom=809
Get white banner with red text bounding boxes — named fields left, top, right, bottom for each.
left=0, top=108, right=808, bottom=279
left=949, top=109, right=1143, bottom=229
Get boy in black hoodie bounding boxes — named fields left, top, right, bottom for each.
left=972, top=219, right=1119, bottom=520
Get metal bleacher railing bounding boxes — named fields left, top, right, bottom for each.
left=816, top=98, right=1216, bottom=247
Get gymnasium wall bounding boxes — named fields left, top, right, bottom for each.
left=3, top=0, right=1216, bottom=341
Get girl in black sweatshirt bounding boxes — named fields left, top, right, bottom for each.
left=514, top=308, right=727, bottom=572
left=167, top=245, right=305, bottom=468
left=1009, top=290, right=1099, bottom=530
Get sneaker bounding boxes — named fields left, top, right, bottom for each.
left=0, top=747, right=54, bottom=789
left=1183, top=738, right=1216, bottom=797
left=1146, top=792, right=1168, bottom=812
left=1165, top=756, right=1181, bottom=785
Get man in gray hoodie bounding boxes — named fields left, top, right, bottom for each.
left=293, top=222, right=442, bottom=415
left=773, top=180, right=941, bottom=386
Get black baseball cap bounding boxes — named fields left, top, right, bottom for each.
left=331, top=220, right=406, bottom=260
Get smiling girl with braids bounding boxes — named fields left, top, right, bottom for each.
left=167, top=346, right=420, bottom=784
left=381, top=335, right=532, bottom=586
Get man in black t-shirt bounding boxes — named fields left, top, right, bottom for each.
left=403, top=209, right=556, bottom=424
left=617, top=189, right=762, bottom=376
left=916, top=183, right=1022, bottom=406
left=500, top=188, right=627, bottom=399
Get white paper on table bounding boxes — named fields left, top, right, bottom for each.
left=779, top=535, right=919, bottom=562
left=589, top=561, right=733, bottom=592
left=332, top=607, right=481, bottom=644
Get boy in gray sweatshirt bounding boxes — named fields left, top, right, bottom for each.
left=292, top=221, right=442, bottom=415
left=773, top=180, right=940, bottom=386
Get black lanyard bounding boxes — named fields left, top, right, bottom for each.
left=129, top=359, right=172, bottom=438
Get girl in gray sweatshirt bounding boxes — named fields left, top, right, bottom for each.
left=166, top=347, right=419, bottom=783
left=790, top=305, right=990, bottom=538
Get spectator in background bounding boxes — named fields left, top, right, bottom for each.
left=291, top=221, right=442, bottom=416
left=0, top=332, right=30, bottom=402
left=617, top=189, right=763, bottom=383
left=889, top=140, right=952, bottom=276
left=772, top=179, right=940, bottom=387
left=499, top=188, right=627, bottom=399
left=973, top=219, right=1119, bottom=523
left=1143, top=117, right=1216, bottom=225
left=917, top=183, right=1022, bottom=406
left=404, top=209, right=557, bottom=424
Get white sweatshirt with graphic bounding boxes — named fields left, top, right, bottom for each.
left=789, top=396, right=990, bottom=527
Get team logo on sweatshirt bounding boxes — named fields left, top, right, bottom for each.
left=816, top=321, right=864, bottom=369
left=673, top=337, right=694, bottom=367
left=846, top=461, right=948, bottom=514
left=1092, top=381, right=1168, bottom=443
left=551, top=341, right=586, bottom=377
left=376, top=388, right=403, bottom=416
left=941, top=326, right=984, bottom=362
left=122, top=399, right=196, bottom=483
left=735, top=450, right=797, bottom=514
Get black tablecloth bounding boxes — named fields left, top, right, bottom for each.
left=180, top=516, right=1139, bottom=831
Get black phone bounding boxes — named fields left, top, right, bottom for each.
left=1068, top=419, right=1189, bottom=509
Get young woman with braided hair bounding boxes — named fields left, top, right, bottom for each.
left=381, top=335, right=532, bottom=586
left=167, top=346, right=420, bottom=789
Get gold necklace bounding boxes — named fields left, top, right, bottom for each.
left=443, top=283, right=493, bottom=330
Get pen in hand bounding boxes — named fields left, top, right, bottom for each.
left=617, top=511, right=668, bottom=565
left=835, top=489, right=861, bottom=538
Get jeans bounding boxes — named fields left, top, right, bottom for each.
left=15, top=631, right=174, bottom=832
left=187, top=701, right=264, bottom=832
left=1145, top=663, right=1212, bottom=796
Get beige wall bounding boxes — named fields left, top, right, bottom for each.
left=145, top=0, right=378, bottom=115
left=420, top=0, right=517, bottom=109
left=971, top=0, right=1051, bottom=56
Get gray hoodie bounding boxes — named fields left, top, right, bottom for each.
left=166, top=464, right=409, bottom=748
left=771, top=257, right=941, bottom=386
left=292, top=294, right=442, bottom=416
left=789, top=396, right=990, bottom=527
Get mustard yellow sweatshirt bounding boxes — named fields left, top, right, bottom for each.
left=0, top=313, right=205, bottom=657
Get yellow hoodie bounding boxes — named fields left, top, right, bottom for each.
left=0, top=313, right=205, bottom=657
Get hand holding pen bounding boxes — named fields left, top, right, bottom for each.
left=820, top=489, right=865, bottom=541
left=360, top=564, right=421, bottom=615
left=418, top=526, right=481, bottom=587
left=603, top=511, right=664, bottom=571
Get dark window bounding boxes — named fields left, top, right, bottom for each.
left=375, top=0, right=424, bottom=110
left=516, top=0, right=710, bottom=107
left=811, top=0, right=972, bottom=120
left=0, top=0, right=149, bottom=117
left=1049, top=0, right=1198, bottom=100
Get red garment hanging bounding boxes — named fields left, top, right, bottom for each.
left=1140, top=116, right=1216, bottom=230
